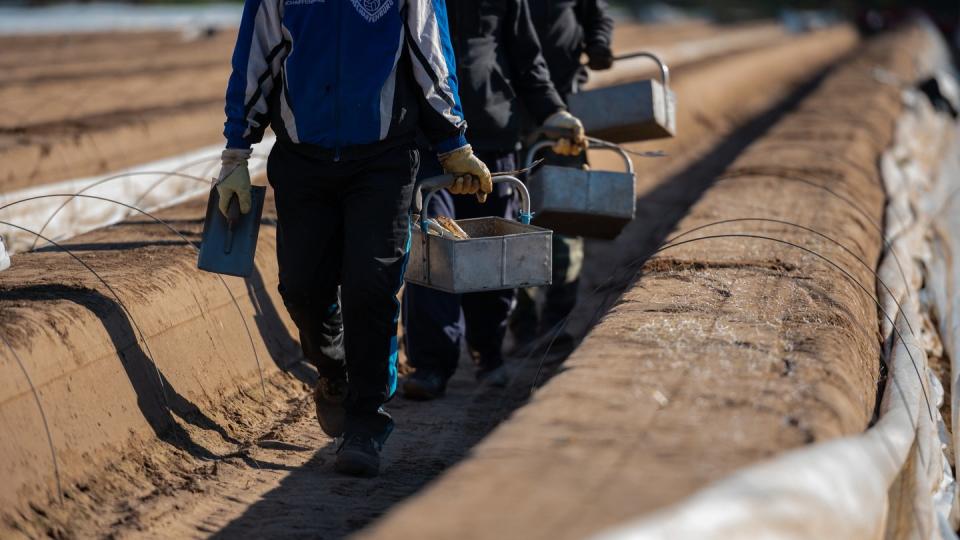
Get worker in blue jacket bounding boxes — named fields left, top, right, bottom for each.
left=401, top=0, right=586, bottom=400
left=216, top=0, right=492, bottom=477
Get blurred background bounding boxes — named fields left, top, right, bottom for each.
left=0, top=0, right=960, bottom=45
left=618, top=0, right=959, bottom=39
left=0, top=0, right=956, bottom=43
left=0, top=1, right=957, bottom=22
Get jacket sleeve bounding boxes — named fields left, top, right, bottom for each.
left=506, top=0, right=567, bottom=125
left=577, top=0, right=614, bottom=49
left=404, top=0, right=469, bottom=154
left=223, top=0, right=288, bottom=149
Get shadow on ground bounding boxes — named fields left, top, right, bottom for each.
left=202, top=63, right=839, bottom=539
left=1, top=284, right=237, bottom=459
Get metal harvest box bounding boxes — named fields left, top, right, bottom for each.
left=405, top=175, right=553, bottom=294
left=525, top=139, right=636, bottom=240
left=568, top=52, right=676, bottom=143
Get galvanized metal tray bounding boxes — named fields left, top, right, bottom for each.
left=568, top=52, right=676, bottom=143
left=197, top=185, right=267, bottom=278
left=405, top=175, right=553, bottom=294
left=524, top=138, right=636, bottom=240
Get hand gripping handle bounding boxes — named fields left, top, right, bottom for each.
left=524, top=138, right=634, bottom=175
left=414, top=175, right=532, bottom=231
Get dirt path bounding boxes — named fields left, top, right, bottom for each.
left=572, top=25, right=857, bottom=340
left=0, top=24, right=860, bottom=540
left=15, top=28, right=852, bottom=540
left=78, top=324, right=541, bottom=539
left=359, top=27, right=922, bottom=540
left=0, top=193, right=552, bottom=539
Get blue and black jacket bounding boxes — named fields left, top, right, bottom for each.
left=224, top=0, right=468, bottom=159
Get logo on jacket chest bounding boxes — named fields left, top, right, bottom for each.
left=351, top=0, right=392, bottom=22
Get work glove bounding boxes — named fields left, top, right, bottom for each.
left=543, top=110, right=587, bottom=156
left=438, top=145, right=493, bottom=203
left=586, top=44, right=614, bottom=71
left=215, top=148, right=253, bottom=217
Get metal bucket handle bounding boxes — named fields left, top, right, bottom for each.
left=414, top=174, right=532, bottom=234
left=613, top=51, right=670, bottom=88
left=523, top=138, right=635, bottom=175
left=614, top=51, right=672, bottom=128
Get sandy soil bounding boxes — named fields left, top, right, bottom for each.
left=0, top=17, right=906, bottom=540
left=0, top=21, right=776, bottom=194
left=0, top=191, right=558, bottom=540
left=0, top=30, right=235, bottom=192
left=609, top=20, right=784, bottom=53
left=360, top=26, right=921, bottom=539
left=0, top=23, right=796, bottom=538
left=0, top=25, right=862, bottom=540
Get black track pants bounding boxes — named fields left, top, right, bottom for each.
left=268, top=142, right=418, bottom=436
left=511, top=148, right=585, bottom=337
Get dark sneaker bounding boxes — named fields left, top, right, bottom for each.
left=335, top=433, right=382, bottom=477
left=314, top=376, right=347, bottom=437
left=401, top=370, right=447, bottom=401
left=476, top=364, right=508, bottom=388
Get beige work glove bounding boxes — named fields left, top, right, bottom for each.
left=215, top=148, right=253, bottom=217
left=543, top=110, right=586, bottom=156
left=438, top=144, right=493, bottom=203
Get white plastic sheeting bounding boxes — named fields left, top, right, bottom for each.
left=909, top=26, right=960, bottom=532
left=921, top=112, right=960, bottom=530
left=593, top=24, right=960, bottom=540
left=0, top=136, right=274, bottom=254
left=880, top=22, right=960, bottom=533
left=595, top=306, right=927, bottom=540
left=0, top=3, right=242, bottom=36
left=874, top=87, right=956, bottom=540
left=0, top=237, right=9, bottom=273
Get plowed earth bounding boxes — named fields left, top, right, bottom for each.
left=362, top=26, right=922, bottom=540
left=1, top=20, right=775, bottom=194
left=0, top=22, right=872, bottom=540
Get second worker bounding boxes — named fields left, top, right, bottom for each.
left=401, top=0, right=586, bottom=399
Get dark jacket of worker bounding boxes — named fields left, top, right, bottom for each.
left=528, top=0, right=614, bottom=96
left=446, top=0, right=566, bottom=152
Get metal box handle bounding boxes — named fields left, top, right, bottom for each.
left=612, top=51, right=670, bottom=88
left=414, top=174, right=532, bottom=228
left=613, top=52, right=672, bottom=132
left=524, top=138, right=634, bottom=175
